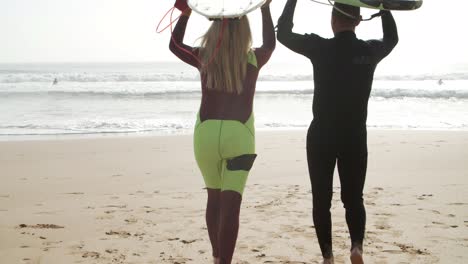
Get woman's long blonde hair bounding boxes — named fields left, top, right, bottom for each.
left=199, top=16, right=252, bottom=94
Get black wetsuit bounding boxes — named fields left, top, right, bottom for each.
left=277, top=0, right=398, bottom=257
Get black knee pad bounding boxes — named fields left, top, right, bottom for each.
left=226, top=154, right=257, bottom=171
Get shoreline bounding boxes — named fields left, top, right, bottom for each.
left=1, top=127, right=468, bottom=142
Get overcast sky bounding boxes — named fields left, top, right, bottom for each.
left=1, top=0, right=466, bottom=75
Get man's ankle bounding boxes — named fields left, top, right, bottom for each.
left=351, top=241, right=363, bottom=252
left=322, top=256, right=334, bottom=264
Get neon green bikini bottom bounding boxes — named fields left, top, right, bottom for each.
left=193, top=113, right=256, bottom=195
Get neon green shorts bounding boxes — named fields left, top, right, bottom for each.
left=193, top=113, right=256, bottom=195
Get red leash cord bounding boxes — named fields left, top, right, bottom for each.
left=157, top=6, right=227, bottom=69
left=156, top=6, right=180, bottom=33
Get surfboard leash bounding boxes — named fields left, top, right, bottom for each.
left=156, top=6, right=181, bottom=33
left=157, top=6, right=228, bottom=69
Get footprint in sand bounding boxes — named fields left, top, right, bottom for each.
left=172, top=193, right=195, bottom=199
left=102, top=204, right=127, bottom=209
left=82, top=251, right=100, bottom=259
left=374, top=212, right=394, bottom=217
left=140, top=206, right=156, bottom=213
left=279, top=224, right=301, bottom=234
left=21, top=257, right=43, bottom=264
left=424, top=221, right=459, bottom=229
left=105, top=230, right=132, bottom=238
left=96, top=211, right=115, bottom=220
left=104, top=249, right=118, bottom=254
left=124, top=217, right=138, bottom=224
left=180, top=239, right=198, bottom=244
left=393, top=242, right=430, bottom=256
left=254, top=199, right=282, bottom=209
left=69, top=242, right=85, bottom=253
left=263, top=259, right=308, bottom=263
left=447, top=202, right=467, bottom=206
left=43, top=240, right=63, bottom=248
left=418, top=208, right=441, bottom=215
left=250, top=248, right=261, bottom=254
left=417, top=194, right=434, bottom=200
left=264, top=231, right=282, bottom=239
left=101, top=249, right=127, bottom=263
left=166, top=256, right=193, bottom=263
left=18, top=224, right=64, bottom=229
left=34, top=211, right=61, bottom=215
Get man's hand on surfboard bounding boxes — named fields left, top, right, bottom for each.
left=174, top=0, right=189, bottom=12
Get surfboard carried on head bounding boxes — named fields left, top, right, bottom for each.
left=188, top=0, right=267, bottom=19
left=333, top=0, right=423, bottom=11
left=188, top=0, right=422, bottom=19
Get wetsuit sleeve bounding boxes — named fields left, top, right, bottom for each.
left=169, top=15, right=200, bottom=68
left=254, top=5, right=276, bottom=69
left=277, top=0, right=322, bottom=59
left=367, top=11, right=399, bottom=62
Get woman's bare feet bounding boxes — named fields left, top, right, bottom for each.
left=350, top=247, right=364, bottom=264
left=322, top=256, right=334, bottom=264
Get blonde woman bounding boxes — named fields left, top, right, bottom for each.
left=169, top=0, right=275, bottom=263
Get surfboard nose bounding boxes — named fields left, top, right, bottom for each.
left=334, top=0, right=423, bottom=11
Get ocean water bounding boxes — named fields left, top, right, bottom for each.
left=1, top=62, right=467, bottom=140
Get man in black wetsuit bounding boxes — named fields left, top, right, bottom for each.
left=277, top=1, right=398, bottom=263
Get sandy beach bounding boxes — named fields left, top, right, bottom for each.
left=0, top=130, right=467, bottom=264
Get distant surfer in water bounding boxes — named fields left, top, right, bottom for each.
left=52, top=78, right=58, bottom=85
left=277, top=1, right=398, bottom=263
left=169, top=0, right=275, bottom=263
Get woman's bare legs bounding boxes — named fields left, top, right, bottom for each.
left=206, top=189, right=242, bottom=264
left=218, top=190, right=242, bottom=264
left=206, top=189, right=221, bottom=262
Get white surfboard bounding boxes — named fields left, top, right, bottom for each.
left=188, top=0, right=267, bottom=19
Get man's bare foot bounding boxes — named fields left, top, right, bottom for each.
left=322, top=256, right=334, bottom=264
left=350, top=247, right=364, bottom=264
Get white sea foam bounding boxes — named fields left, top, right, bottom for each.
left=0, top=62, right=467, bottom=139
left=1, top=72, right=467, bottom=83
